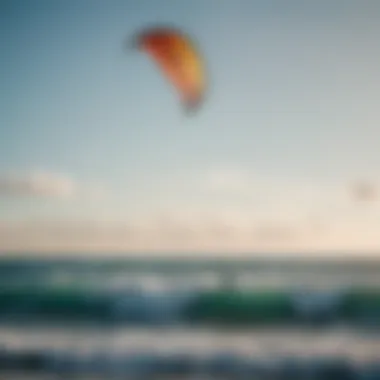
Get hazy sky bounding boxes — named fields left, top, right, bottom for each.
left=1, top=0, right=380, bottom=255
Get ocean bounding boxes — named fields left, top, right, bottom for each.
left=0, top=256, right=379, bottom=379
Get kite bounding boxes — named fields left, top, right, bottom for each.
left=130, top=26, right=206, bottom=113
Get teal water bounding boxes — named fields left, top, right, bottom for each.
left=0, top=255, right=379, bottom=378
left=0, top=256, right=380, bottom=325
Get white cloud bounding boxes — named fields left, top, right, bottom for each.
left=0, top=214, right=339, bottom=254
left=0, top=218, right=367, bottom=254
left=349, top=180, right=378, bottom=202
left=0, top=171, right=76, bottom=198
left=253, top=224, right=298, bottom=243
left=203, top=165, right=253, bottom=193
left=0, top=170, right=106, bottom=201
left=0, top=168, right=379, bottom=255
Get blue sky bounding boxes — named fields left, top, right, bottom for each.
left=1, top=1, right=380, bottom=254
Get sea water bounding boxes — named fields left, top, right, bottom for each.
left=0, top=256, right=379, bottom=379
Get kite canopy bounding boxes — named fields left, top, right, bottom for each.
left=131, top=26, right=206, bottom=113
